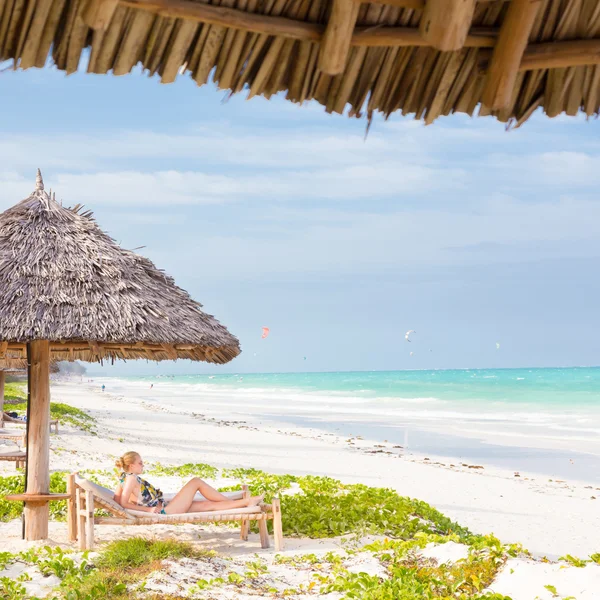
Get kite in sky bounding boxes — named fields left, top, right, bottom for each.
left=261, top=327, right=270, bottom=339
left=405, top=330, right=416, bottom=342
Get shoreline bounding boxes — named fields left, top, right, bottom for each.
left=7, top=378, right=597, bottom=558
left=92, top=374, right=600, bottom=485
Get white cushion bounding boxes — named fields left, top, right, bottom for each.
left=126, top=505, right=262, bottom=519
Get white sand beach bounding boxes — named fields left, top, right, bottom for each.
left=1, top=379, right=599, bottom=599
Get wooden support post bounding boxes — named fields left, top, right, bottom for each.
left=76, top=488, right=86, bottom=550
left=0, top=371, right=5, bottom=428
left=482, top=0, right=542, bottom=110
left=67, top=474, right=77, bottom=542
left=24, top=340, right=51, bottom=541
left=318, top=0, right=360, bottom=75
left=258, top=517, right=270, bottom=548
left=272, top=497, right=283, bottom=551
left=240, top=484, right=250, bottom=541
left=84, top=0, right=119, bottom=30
left=419, top=0, right=477, bottom=51
left=85, top=490, right=95, bottom=550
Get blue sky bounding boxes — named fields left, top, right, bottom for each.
left=1, top=65, right=599, bottom=375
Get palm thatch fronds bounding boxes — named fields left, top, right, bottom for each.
left=0, top=170, right=240, bottom=365
left=0, top=359, right=27, bottom=372
left=1, top=1, right=600, bottom=125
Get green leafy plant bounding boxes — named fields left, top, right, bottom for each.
left=22, top=546, right=89, bottom=580
left=0, top=551, right=16, bottom=570
left=4, top=394, right=96, bottom=434
left=146, top=462, right=218, bottom=479
left=0, top=576, right=28, bottom=600
left=0, top=472, right=68, bottom=522
left=96, top=538, right=212, bottom=569
left=559, top=554, right=588, bottom=568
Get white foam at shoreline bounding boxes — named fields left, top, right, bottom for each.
left=89, top=377, right=600, bottom=460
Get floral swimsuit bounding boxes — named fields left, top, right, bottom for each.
left=120, top=472, right=168, bottom=514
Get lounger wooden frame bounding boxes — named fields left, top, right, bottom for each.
left=66, top=473, right=284, bottom=552
left=0, top=450, right=26, bottom=468
left=0, top=415, right=59, bottom=433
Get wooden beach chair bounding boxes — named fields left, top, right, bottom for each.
left=66, top=473, right=284, bottom=552
left=0, top=449, right=26, bottom=468
left=0, top=431, right=26, bottom=445
left=1, top=414, right=59, bottom=433
left=0, top=430, right=26, bottom=468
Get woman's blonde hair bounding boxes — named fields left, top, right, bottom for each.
left=115, top=451, right=140, bottom=472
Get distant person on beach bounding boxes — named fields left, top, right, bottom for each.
left=113, top=451, right=263, bottom=514
left=150, top=384, right=153, bottom=389
left=101, top=384, right=105, bottom=392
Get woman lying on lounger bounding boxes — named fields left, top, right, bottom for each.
left=114, top=451, right=263, bottom=515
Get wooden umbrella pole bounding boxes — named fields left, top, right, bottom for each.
left=22, top=348, right=32, bottom=539
left=24, top=340, right=51, bottom=540
left=0, top=371, right=5, bottom=427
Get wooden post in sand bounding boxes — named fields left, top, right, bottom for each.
left=240, top=484, right=250, bottom=540
left=67, top=473, right=78, bottom=542
left=24, top=340, right=51, bottom=540
left=0, top=370, right=5, bottom=428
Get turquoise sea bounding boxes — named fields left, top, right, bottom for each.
left=101, top=367, right=600, bottom=482
left=142, top=367, right=600, bottom=406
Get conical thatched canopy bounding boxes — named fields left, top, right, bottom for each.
left=0, top=170, right=240, bottom=365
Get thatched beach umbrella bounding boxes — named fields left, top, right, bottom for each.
left=0, top=170, right=241, bottom=540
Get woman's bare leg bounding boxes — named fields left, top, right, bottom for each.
left=185, top=498, right=260, bottom=513
left=193, top=478, right=233, bottom=502
left=165, top=478, right=262, bottom=514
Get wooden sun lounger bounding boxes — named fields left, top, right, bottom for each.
left=0, top=450, right=26, bottom=468
left=66, top=473, right=284, bottom=552
left=0, top=431, right=26, bottom=445
left=1, top=415, right=59, bottom=433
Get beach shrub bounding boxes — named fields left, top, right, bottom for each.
left=0, top=576, right=27, bottom=600
left=559, top=554, right=588, bottom=568
left=146, top=462, right=218, bottom=479
left=97, top=538, right=211, bottom=569
left=3, top=396, right=96, bottom=434
left=3, top=382, right=26, bottom=403
left=0, top=551, right=15, bottom=570
left=317, top=539, right=510, bottom=600
left=0, top=471, right=67, bottom=522
left=50, top=403, right=97, bottom=434
left=222, top=470, right=471, bottom=541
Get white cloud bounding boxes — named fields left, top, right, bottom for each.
left=2, top=116, right=600, bottom=282
left=145, top=194, right=600, bottom=281
left=0, top=160, right=466, bottom=208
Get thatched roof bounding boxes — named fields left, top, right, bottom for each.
left=0, top=171, right=240, bottom=364
left=1, top=0, right=599, bottom=125
left=0, top=359, right=27, bottom=372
